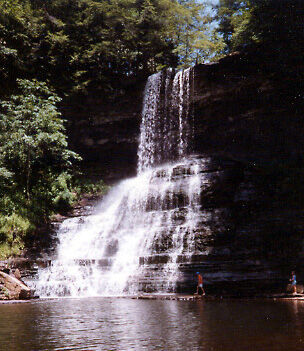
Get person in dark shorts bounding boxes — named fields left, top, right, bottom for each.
left=195, top=272, right=205, bottom=296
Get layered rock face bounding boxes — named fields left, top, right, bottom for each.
left=189, top=52, right=304, bottom=294
left=31, top=53, right=303, bottom=296
left=193, top=52, right=303, bottom=164
left=64, top=83, right=144, bottom=182
left=137, top=155, right=304, bottom=295
left=66, top=51, right=303, bottom=181
left=135, top=155, right=242, bottom=293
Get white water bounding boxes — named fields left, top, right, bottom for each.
left=138, top=68, right=192, bottom=173
left=35, top=68, right=205, bottom=297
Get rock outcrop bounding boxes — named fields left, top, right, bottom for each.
left=66, top=50, right=303, bottom=182
left=134, top=155, right=304, bottom=295
left=27, top=51, right=304, bottom=295
left=0, top=269, right=33, bottom=300
left=192, top=51, right=303, bottom=164
left=64, top=84, right=144, bottom=183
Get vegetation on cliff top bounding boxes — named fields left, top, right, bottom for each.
left=0, top=0, right=220, bottom=99
left=216, top=0, right=303, bottom=67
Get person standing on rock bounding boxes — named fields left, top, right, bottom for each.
left=290, top=271, right=297, bottom=294
left=195, top=272, right=205, bottom=296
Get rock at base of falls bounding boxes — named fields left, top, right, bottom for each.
left=0, top=270, right=34, bottom=300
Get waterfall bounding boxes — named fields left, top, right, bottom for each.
left=138, top=68, right=192, bottom=172
left=34, top=68, right=205, bottom=297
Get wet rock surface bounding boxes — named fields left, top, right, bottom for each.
left=134, top=155, right=304, bottom=295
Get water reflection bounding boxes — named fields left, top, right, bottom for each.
left=0, top=298, right=304, bottom=350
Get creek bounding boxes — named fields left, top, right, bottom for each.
left=1, top=298, right=304, bottom=351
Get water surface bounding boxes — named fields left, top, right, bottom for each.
left=0, top=298, right=304, bottom=351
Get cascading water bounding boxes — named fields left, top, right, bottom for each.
left=138, top=68, right=192, bottom=172
left=34, top=67, right=207, bottom=297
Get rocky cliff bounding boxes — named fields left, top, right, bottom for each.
left=31, top=51, right=304, bottom=295
left=189, top=51, right=304, bottom=294
left=67, top=50, right=303, bottom=178
left=64, top=80, right=145, bottom=182
left=193, top=51, right=303, bottom=164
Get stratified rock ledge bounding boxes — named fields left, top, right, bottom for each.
left=122, top=293, right=304, bottom=301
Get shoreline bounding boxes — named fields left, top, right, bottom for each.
left=2, top=293, right=304, bottom=304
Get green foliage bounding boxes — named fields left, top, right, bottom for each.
left=216, top=0, right=304, bottom=61
left=0, top=0, right=39, bottom=94
left=73, top=178, right=110, bottom=198
left=216, top=0, right=251, bottom=52
left=0, top=0, right=177, bottom=96
left=0, top=0, right=221, bottom=99
left=0, top=79, right=81, bottom=258
left=0, top=213, right=32, bottom=243
left=246, top=0, right=303, bottom=64
left=36, top=0, right=181, bottom=93
left=173, top=0, right=224, bottom=67
left=51, top=173, right=76, bottom=211
left=0, top=213, right=32, bottom=259
left=0, top=79, right=80, bottom=201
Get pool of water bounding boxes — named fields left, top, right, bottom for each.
left=0, top=298, right=304, bottom=350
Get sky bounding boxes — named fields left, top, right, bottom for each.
left=200, top=0, right=220, bottom=6
left=199, top=0, right=220, bottom=18
left=200, top=0, right=220, bottom=29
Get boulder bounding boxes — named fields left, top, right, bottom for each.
left=0, top=271, right=33, bottom=300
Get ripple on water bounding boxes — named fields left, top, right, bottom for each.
left=0, top=298, right=304, bottom=351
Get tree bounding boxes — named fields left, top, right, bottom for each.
left=216, top=0, right=252, bottom=52
left=23, top=0, right=182, bottom=96
left=216, top=0, right=304, bottom=61
left=247, top=0, right=304, bottom=63
left=0, top=0, right=224, bottom=99
left=0, top=0, right=33, bottom=94
left=0, top=79, right=80, bottom=207
left=172, top=0, right=224, bottom=67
